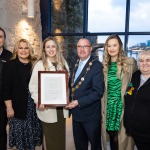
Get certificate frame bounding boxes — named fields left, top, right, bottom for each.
left=38, top=71, right=69, bottom=107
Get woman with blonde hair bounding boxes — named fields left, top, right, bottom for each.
left=29, top=37, right=69, bottom=150
left=3, top=38, right=42, bottom=150
left=101, top=34, right=137, bottom=150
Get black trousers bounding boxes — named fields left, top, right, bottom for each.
left=0, top=106, right=7, bottom=150
left=132, top=135, right=150, bottom=150
left=73, top=120, right=102, bottom=150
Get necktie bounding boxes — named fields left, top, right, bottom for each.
left=74, top=61, right=83, bottom=82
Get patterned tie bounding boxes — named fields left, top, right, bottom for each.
left=74, top=61, right=83, bottom=82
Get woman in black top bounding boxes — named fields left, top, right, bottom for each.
left=3, top=39, right=42, bottom=150
left=124, top=50, right=150, bottom=150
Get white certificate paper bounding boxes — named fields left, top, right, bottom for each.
left=38, top=71, right=68, bottom=106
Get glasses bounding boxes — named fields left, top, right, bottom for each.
left=77, top=45, right=91, bottom=49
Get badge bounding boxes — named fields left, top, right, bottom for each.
left=87, top=68, right=90, bottom=71
left=81, top=77, right=84, bottom=81
left=78, top=81, right=81, bottom=85
left=75, top=64, right=78, bottom=67
left=75, top=85, right=79, bottom=89
left=89, top=62, right=92, bottom=66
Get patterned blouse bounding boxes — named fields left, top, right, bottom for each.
left=106, top=62, right=123, bottom=131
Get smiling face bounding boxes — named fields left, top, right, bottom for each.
left=139, top=55, right=150, bottom=77
left=17, top=41, right=30, bottom=62
left=45, top=40, right=57, bottom=60
left=107, top=38, right=120, bottom=61
left=77, top=39, right=92, bottom=61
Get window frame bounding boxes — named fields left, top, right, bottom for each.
left=44, top=0, right=150, bottom=51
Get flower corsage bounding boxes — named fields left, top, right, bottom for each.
left=126, top=82, right=134, bottom=95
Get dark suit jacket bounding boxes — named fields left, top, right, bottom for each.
left=69, top=56, right=104, bottom=122
left=0, top=48, right=12, bottom=107
left=3, top=58, right=31, bottom=119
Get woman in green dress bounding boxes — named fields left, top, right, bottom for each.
left=101, top=34, right=137, bottom=150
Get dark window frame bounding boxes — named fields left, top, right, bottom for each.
left=40, top=0, right=150, bottom=51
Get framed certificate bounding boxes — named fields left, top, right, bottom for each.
left=38, top=71, right=69, bottom=106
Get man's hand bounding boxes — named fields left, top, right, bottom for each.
left=66, top=100, right=79, bottom=109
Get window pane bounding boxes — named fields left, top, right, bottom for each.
left=127, top=35, right=150, bottom=60
left=88, top=0, right=126, bottom=32
left=129, top=0, right=150, bottom=31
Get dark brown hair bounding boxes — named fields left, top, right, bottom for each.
left=0, top=27, right=6, bottom=38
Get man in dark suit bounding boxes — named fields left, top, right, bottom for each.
left=0, top=27, right=12, bottom=150
left=67, top=38, right=104, bottom=150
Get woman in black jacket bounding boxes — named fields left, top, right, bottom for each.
left=124, top=50, right=150, bottom=150
left=3, top=39, right=42, bottom=150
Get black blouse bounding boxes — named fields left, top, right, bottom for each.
left=3, top=57, right=32, bottom=119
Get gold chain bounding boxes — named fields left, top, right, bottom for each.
left=71, top=59, right=96, bottom=100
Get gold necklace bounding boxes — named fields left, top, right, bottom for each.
left=71, top=59, right=96, bottom=100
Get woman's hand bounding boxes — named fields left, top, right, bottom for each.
left=6, top=108, right=14, bottom=118
left=38, top=104, right=46, bottom=111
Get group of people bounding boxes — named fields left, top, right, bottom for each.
left=0, top=26, right=150, bottom=150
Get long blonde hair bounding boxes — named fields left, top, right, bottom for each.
left=11, top=38, right=37, bottom=66
left=39, top=37, right=66, bottom=71
left=103, top=34, right=128, bottom=79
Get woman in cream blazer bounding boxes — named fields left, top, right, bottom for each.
left=101, top=34, right=137, bottom=150
left=29, top=37, right=69, bottom=150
